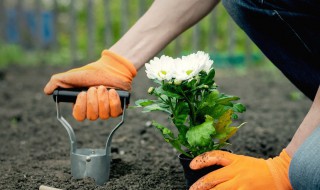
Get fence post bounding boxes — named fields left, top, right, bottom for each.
left=16, top=0, right=23, bottom=44
left=228, top=17, right=235, bottom=57
left=209, top=9, right=217, bottom=54
left=70, top=0, right=77, bottom=65
left=192, top=24, right=200, bottom=52
left=52, top=0, right=58, bottom=48
left=87, top=0, right=95, bottom=60
left=34, top=0, right=42, bottom=49
left=244, top=37, right=252, bottom=65
left=138, top=0, right=146, bottom=17
left=121, top=0, right=129, bottom=35
left=17, top=0, right=32, bottom=47
left=104, top=0, right=113, bottom=48
left=0, top=0, right=5, bottom=42
left=174, top=36, right=181, bottom=57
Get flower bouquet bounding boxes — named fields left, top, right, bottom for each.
left=134, top=51, right=246, bottom=187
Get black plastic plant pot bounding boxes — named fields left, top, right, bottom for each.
left=178, top=153, right=222, bottom=189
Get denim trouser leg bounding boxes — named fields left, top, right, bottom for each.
left=222, top=0, right=320, bottom=100
left=289, top=127, right=320, bottom=190
left=222, top=0, right=320, bottom=189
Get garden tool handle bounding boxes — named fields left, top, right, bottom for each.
left=52, top=88, right=130, bottom=106
left=53, top=88, right=130, bottom=153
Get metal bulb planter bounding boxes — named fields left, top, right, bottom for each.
left=53, top=88, right=130, bottom=185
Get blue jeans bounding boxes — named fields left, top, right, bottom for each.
left=289, top=127, right=320, bottom=190
left=222, top=0, right=320, bottom=100
left=222, top=0, right=320, bottom=189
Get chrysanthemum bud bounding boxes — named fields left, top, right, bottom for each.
left=148, top=87, right=154, bottom=94
left=212, top=89, right=219, bottom=96
left=195, top=75, right=200, bottom=83
left=174, top=79, right=182, bottom=85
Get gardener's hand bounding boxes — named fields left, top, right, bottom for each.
left=189, top=149, right=292, bottom=190
left=44, top=50, right=137, bottom=121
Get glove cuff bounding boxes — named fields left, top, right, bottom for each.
left=266, top=149, right=292, bottom=190
left=279, top=149, right=291, bottom=163
left=101, top=50, right=137, bottom=77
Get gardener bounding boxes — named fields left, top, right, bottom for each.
left=44, top=0, right=320, bottom=189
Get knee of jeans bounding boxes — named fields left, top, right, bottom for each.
left=289, top=154, right=301, bottom=189
left=289, top=148, right=320, bottom=190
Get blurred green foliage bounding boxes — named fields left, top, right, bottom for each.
left=289, top=91, right=304, bottom=101
left=0, top=43, right=71, bottom=68
left=0, top=43, right=23, bottom=68
left=0, top=1, right=265, bottom=68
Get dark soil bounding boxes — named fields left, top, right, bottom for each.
left=0, top=65, right=311, bottom=190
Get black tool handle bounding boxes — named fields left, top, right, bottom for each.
left=53, top=88, right=130, bottom=106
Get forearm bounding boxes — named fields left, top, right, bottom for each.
left=110, top=0, right=220, bottom=70
left=286, top=86, right=320, bottom=156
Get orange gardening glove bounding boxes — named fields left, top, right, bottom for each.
left=44, top=50, right=137, bottom=121
left=189, top=149, right=292, bottom=190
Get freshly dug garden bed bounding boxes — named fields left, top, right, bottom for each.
left=0, top=65, right=311, bottom=189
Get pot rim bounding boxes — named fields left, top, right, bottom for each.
left=178, top=153, right=194, bottom=161
left=178, top=149, right=232, bottom=160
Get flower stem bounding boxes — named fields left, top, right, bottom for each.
left=167, top=96, right=174, bottom=114
left=180, top=89, right=196, bottom=126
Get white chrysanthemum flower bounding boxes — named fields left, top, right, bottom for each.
left=174, top=51, right=213, bottom=80
left=186, top=51, right=214, bottom=73
left=145, top=51, right=214, bottom=81
left=145, top=55, right=175, bottom=81
left=174, top=56, right=204, bottom=81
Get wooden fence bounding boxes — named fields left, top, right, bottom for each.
left=0, top=0, right=261, bottom=66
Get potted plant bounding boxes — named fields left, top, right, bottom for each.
left=134, top=51, right=246, bottom=188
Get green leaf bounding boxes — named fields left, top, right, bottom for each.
left=212, top=109, right=234, bottom=141
left=170, top=101, right=189, bottom=144
left=206, top=89, right=220, bottom=102
left=172, top=101, right=189, bottom=125
left=152, top=121, right=175, bottom=139
left=216, top=95, right=240, bottom=105
left=196, top=90, right=221, bottom=122
left=173, top=112, right=189, bottom=137
left=231, top=113, right=238, bottom=119
left=219, top=126, right=238, bottom=143
left=233, top=103, right=246, bottom=113
left=204, top=69, right=215, bottom=85
left=142, top=104, right=171, bottom=114
left=214, top=132, right=227, bottom=139
left=186, top=78, right=198, bottom=90
left=152, top=121, right=191, bottom=157
left=210, top=104, right=229, bottom=119
left=155, top=85, right=182, bottom=99
left=178, top=133, right=188, bottom=147
left=134, top=99, right=155, bottom=107
left=186, top=116, right=215, bottom=147
left=197, top=103, right=230, bottom=122
left=169, top=139, right=192, bottom=157
left=218, top=122, right=246, bottom=144
left=197, top=90, right=219, bottom=110
left=215, top=109, right=233, bottom=133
